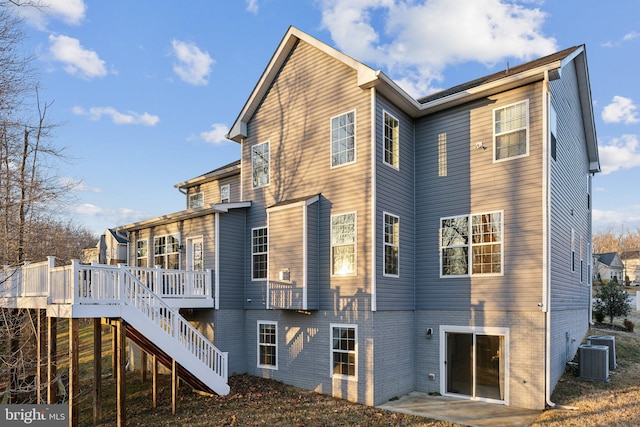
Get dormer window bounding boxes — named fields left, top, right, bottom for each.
left=188, top=192, right=204, bottom=209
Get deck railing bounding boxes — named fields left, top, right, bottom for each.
left=1, top=258, right=213, bottom=305
left=1, top=258, right=227, bottom=388
left=123, top=270, right=227, bottom=381
left=126, top=266, right=210, bottom=299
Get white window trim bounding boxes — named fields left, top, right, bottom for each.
left=330, top=109, right=357, bottom=169
left=136, top=239, right=148, bottom=268
left=252, top=141, right=270, bottom=189
left=257, top=321, right=278, bottom=370
left=439, top=325, right=510, bottom=405
left=186, top=235, right=204, bottom=271
left=571, top=228, right=576, bottom=272
left=188, top=192, right=204, bottom=209
left=153, top=234, right=181, bottom=269
left=251, top=226, right=268, bottom=281
left=493, top=99, right=530, bottom=163
left=382, top=110, right=400, bottom=170
left=331, top=212, right=357, bottom=277
left=330, top=323, right=358, bottom=381
left=383, top=212, right=400, bottom=278
left=580, top=235, right=584, bottom=283
left=439, top=210, right=504, bottom=278
left=220, top=184, right=230, bottom=203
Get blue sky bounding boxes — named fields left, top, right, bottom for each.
left=10, top=0, right=640, bottom=235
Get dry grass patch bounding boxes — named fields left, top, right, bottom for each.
left=532, top=311, right=640, bottom=427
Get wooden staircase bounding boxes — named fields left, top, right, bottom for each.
left=125, top=324, right=214, bottom=394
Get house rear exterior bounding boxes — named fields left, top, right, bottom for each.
left=116, top=27, right=600, bottom=410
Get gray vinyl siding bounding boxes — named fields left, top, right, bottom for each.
left=241, top=39, right=373, bottom=312
left=375, top=95, right=415, bottom=310
left=548, top=59, right=592, bottom=310
left=415, top=83, right=545, bottom=311
left=218, top=210, right=247, bottom=309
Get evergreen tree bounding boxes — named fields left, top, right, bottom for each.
left=593, top=277, right=632, bottom=324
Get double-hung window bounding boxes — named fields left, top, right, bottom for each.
left=331, top=324, right=357, bottom=379
left=494, top=100, right=529, bottom=161
left=331, top=213, right=356, bottom=276
left=136, top=239, right=148, bottom=267
left=188, top=192, right=204, bottom=208
left=331, top=111, right=356, bottom=167
left=154, top=235, right=180, bottom=269
left=252, top=227, right=268, bottom=280
left=440, top=212, right=502, bottom=277
left=220, top=184, right=230, bottom=203
left=252, top=142, right=270, bottom=188
left=383, top=213, right=399, bottom=276
left=383, top=111, right=399, bottom=169
left=257, top=321, right=277, bottom=369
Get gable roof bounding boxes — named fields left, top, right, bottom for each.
left=227, top=26, right=599, bottom=173
left=595, top=252, right=623, bottom=267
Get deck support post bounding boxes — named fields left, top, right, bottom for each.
left=116, top=319, right=126, bottom=427
left=8, top=309, right=21, bottom=404
left=111, top=326, right=117, bottom=377
left=69, top=318, right=79, bottom=427
left=93, top=318, right=102, bottom=424
left=47, top=316, right=57, bottom=404
left=152, top=354, right=158, bottom=408
left=172, top=358, right=178, bottom=415
left=36, top=309, right=46, bottom=404
left=140, top=350, right=147, bottom=382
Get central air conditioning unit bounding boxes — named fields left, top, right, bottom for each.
left=587, top=335, right=616, bottom=370
left=579, top=344, right=610, bottom=382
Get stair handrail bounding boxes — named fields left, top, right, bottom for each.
left=121, top=269, right=227, bottom=382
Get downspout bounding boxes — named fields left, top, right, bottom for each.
left=371, top=87, right=377, bottom=312
left=542, top=70, right=555, bottom=408
left=215, top=212, right=220, bottom=310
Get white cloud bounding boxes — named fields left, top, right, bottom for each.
left=10, top=0, right=87, bottom=30
left=602, top=96, right=639, bottom=124
left=171, top=40, right=215, bottom=86
left=48, top=34, right=107, bottom=80
left=318, top=0, right=557, bottom=96
left=73, top=106, right=160, bottom=126
left=59, top=177, right=102, bottom=193
left=200, top=123, right=230, bottom=144
left=598, top=134, right=640, bottom=175
left=246, top=0, right=259, bottom=14
left=69, top=204, right=150, bottom=232
left=593, top=207, right=640, bottom=234
left=603, top=31, right=640, bottom=48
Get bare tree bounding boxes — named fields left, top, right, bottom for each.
left=0, top=3, right=97, bottom=404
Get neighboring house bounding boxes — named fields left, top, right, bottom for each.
left=620, top=250, right=640, bottom=283
left=83, top=228, right=129, bottom=265
left=593, top=252, right=624, bottom=283
left=112, top=27, right=599, bottom=410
